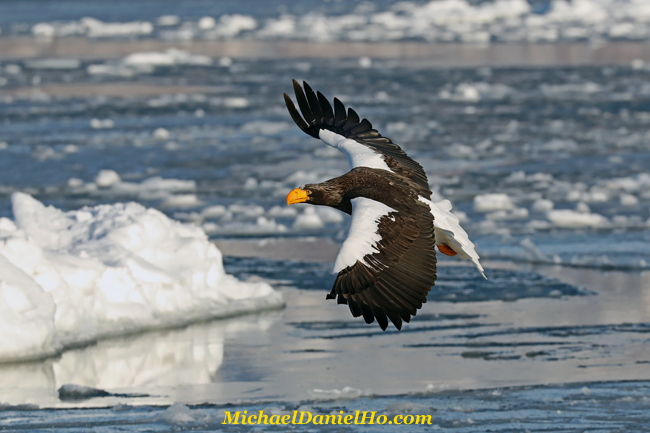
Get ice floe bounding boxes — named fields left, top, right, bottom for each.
left=0, top=193, right=282, bottom=363
left=88, top=49, right=212, bottom=77
left=473, top=193, right=515, bottom=213
left=27, top=0, right=650, bottom=43
left=546, top=209, right=610, bottom=229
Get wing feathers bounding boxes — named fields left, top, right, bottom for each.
left=283, top=93, right=312, bottom=135
left=330, top=197, right=437, bottom=330
left=303, top=81, right=324, bottom=123
left=285, top=80, right=432, bottom=199
left=292, top=79, right=316, bottom=126
left=317, top=91, right=334, bottom=123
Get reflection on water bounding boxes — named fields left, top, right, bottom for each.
left=0, top=310, right=281, bottom=405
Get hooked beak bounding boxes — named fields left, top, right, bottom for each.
left=286, top=188, right=309, bottom=205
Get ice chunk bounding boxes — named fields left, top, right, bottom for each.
left=473, top=193, right=514, bottom=212
left=123, top=49, right=212, bottom=67
left=152, top=128, right=170, bottom=141
left=293, top=208, right=325, bottom=230
left=201, top=205, right=227, bottom=218
left=309, top=386, right=366, bottom=400
left=210, top=15, right=257, bottom=37
left=90, top=118, right=114, bottom=129
left=161, top=403, right=197, bottom=424
left=0, top=194, right=282, bottom=363
left=547, top=209, right=610, bottom=229
left=95, top=170, right=121, bottom=188
left=160, top=194, right=203, bottom=208
left=198, top=17, right=216, bottom=30
left=532, top=199, right=554, bottom=213
left=157, top=15, right=180, bottom=26
left=620, top=194, right=639, bottom=206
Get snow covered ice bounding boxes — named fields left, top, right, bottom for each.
left=0, top=193, right=282, bottom=363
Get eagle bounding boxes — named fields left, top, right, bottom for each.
left=284, top=80, right=485, bottom=331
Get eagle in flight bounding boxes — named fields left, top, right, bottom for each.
left=284, top=80, right=485, bottom=331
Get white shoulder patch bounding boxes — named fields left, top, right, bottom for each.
left=333, top=197, right=394, bottom=273
left=419, top=196, right=486, bottom=279
left=319, top=129, right=391, bottom=172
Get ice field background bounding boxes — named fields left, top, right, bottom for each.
left=2, top=0, right=650, bottom=431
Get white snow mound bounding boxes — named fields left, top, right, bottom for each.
left=0, top=193, right=282, bottom=363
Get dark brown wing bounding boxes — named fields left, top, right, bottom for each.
left=284, top=79, right=431, bottom=200
left=328, top=199, right=437, bottom=330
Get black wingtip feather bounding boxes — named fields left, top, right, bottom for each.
left=333, top=97, right=347, bottom=127
left=292, top=79, right=315, bottom=125
left=303, top=81, right=324, bottom=123
left=284, top=93, right=312, bottom=135
left=317, top=91, right=334, bottom=124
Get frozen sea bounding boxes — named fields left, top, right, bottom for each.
left=2, top=0, right=650, bottom=431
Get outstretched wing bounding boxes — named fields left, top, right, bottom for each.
left=284, top=80, right=431, bottom=199
left=327, top=197, right=437, bottom=331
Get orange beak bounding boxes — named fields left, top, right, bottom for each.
left=286, top=188, right=309, bottom=205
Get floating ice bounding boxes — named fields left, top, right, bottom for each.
left=123, top=49, right=212, bottom=67
left=87, top=175, right=197, bottom=201
left=161, top=403, right=198, bottom=424
left=532, top=199, right=554, bottom=213
left=473, top=193, right=515, bottom=213
left=95, top=170, right=121, bottom=188
left=22, top=0, right=650, bottom=44
left=90, top=118, right=114, bottom=129
left=547, top=209, right=610, bottom=229
left=293, top=208, right=325, bottom=230
left=160, top=194, right=203, bottom=208
left=32, top=17, right=153, bottom=39
left=309, top=386, right=366, bottom=400
left=0, top=193, right=282, bottom=363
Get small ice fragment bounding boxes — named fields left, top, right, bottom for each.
left=309, top=386, right=363, bottom=400
left=198, top=16, right=216, bottom=30
left=620, top=194, right=638, bottom=206
left=201, top=205, right=227, bottom=218
left=90, top=118, right=114, bottom=129
left=315, top=206, right=344, bottom=224
left=631, top=59, right=645, bottom=70
left=547, top=210, right=609, bottom=228
left=5, top=64, right=22, bottom=75
left=58, top=384, right=110, bottom=401
left=157, top=15, right=180, bottom=26
left=160, top=194, right=203, bottom=208
left=244, top=178, right=258, bottom=189
left=161, top=403, right=196, bottom=424
left=293, top=208, right=324, bottom=230
left=153, top=128, right=170, bottom=140
left=67, top=178, right=84, bottom=188
left=224, top=97, right=249, bottom=108
left=359, top=56, right=372, bottom=68
left=473, top=193, right=514, bottom=212
left=95, top=170, right=121, bottom=188
left=532, top=199, right=554, bottom=213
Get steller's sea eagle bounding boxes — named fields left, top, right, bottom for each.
left=284, top=80, right=485, bottom=331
